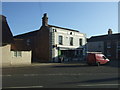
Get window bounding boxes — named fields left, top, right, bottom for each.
left=107, top=50, right=111, bottom=57
left=70, top=37, right=73, bottom=46
left=70, top=32, right=72, bottom=35
left=117, top=42, right=120, bottom=51
left=26, top=39, right=31, bottom=46
left=53, top=29, right=57, bottom=32
left=107, top=42, right=111, bottom=48
left=14, top=51, right=22, bottom=57
left=79, top=39, right=82, bottom=46
left=117, top=41, right=120, bottom=48
left=58, top=36, right=63, bottom=45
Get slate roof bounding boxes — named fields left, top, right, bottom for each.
left=14, top=30, right=39, bottom=39
left=88, top=33, right=120, bottom=42
left=48, top=25, right=79, bottom=32
left=14, top=24, right=80, bottom=38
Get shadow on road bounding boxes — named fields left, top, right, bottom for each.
left=80, top=77, right=120, bottom=83
left=106, top=61, right=120, bottom=68
left=52, top=60, right=120, bottom=68
left=60, top=77, right=120, bottom=85
left=52, top=64, right=91, bottom=68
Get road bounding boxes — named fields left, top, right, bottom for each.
left=1, top=61, right=120, bottom=89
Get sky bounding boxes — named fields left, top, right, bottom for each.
left=2, top=2, right=118, bottom=38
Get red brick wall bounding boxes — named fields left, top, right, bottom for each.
left=36, top=26, right=50, bottom=62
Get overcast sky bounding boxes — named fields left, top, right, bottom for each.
left=2, top=2, right=118, bottom=38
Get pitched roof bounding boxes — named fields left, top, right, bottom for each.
left=48, top=25, right=79, bottom=32
left=0, top=15, right=14, bottom=46
left=14, top=30, right=39, bottom=39
left=14, top=24, right=80, bottom=39
left=88, top=33, right=120, bottom=42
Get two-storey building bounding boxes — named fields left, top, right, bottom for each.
left=49, top=25, right=86, bottom=62
left=14, top=13, right=87, bottom=62
left=87, top=29, right=120, bottom=60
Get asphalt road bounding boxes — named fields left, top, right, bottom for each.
left=1, top=61, right=120, bottom=89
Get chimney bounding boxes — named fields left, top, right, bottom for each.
left=42, top=13, right=48, bottom=26
left=0, top=15, right=7, bottom=22
left=108, top=29, right=112, bottom=35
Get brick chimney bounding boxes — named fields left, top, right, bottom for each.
left=108, top=29, right=112, bottom=35
left=0, top=15, right=7, bottom=22
left=42, top=13, right=48, bottom=26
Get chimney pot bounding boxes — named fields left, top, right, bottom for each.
left=108, top=29, right=112, bottom=35
left=42, top=13, right=48, bottom=26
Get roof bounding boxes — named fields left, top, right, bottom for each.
left=88, top=33, right=120, bottom=42
left=48, top=25, right=79, bottom=32
left=14, top=30, right=39, bottom=39
left=14, top=24, right=80, bottom=38
left=0, top=15, right=14, bottom=46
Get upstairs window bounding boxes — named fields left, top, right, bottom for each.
left=117, top=41, right=120, bottom=51
left=26, top=39, right=31, bottom=46
left=107, top=42, right=111, bottom=48
left=58, top=36, right=63, bottom=45
left=70, top=37, right=73, bottom=46
left=118, top=42, right=120, bottom=48
left=70, top=32, right=72, bottom=35
left=107, top=50, right=111, bottom=57
left=79, top=39, right=82, bottom=46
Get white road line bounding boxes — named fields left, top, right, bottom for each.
left=23, top=74, right=38, bottom=76
left=3, top=85, right=43, bottom=88
left=2, top=73, right=117, bottom=77
left=2, top=75, right=12, bottom=77
left=77, top=83, right=120, bottom=87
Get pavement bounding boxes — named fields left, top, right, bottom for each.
left=1, top=60, right=87, bottom=68
left=2, top=60, right=120, bottom=68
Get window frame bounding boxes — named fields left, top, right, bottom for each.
left=79, top=38, right=82, bottom=46
left=14, top=51, right=22, bottom=57
left=70, top=37, right=73, bottom=46
left=58, top=35, right=63, bottom=45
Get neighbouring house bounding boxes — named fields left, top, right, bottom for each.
left=13, top=13, right=87, bottom=63
left=0, top=15, right=32, bottom=66
left=87, top=29, right=120, bottom=60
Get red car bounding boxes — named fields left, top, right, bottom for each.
left=86, top=52, right=110, bottom=66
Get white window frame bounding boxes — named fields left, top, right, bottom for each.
left=79, top=38, right=82, bottom=46
left=70, top=37, right=73, bottom=46
left=58, top=35, right=63, bottom=45
left=14, top=51, right=22, bottom=57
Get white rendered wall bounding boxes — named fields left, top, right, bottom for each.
left=0, top=44, right=31, bottom=67
left=50, top=27, right=86, bottom=62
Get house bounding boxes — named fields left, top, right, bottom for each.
left=87, top=29, right=120, bottom=60
left=13, top=13, right=87, bottom=63
left=0, top=15, right=32, bottom=66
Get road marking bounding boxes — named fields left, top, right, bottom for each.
left=23, top=74, right=38, bottom=76
left=3, top=85, right=43, bottom=89
left=2, top=73, right=117, bottom=77
left=2, top=75, right=12, bottom=77
left=77, top=83, right=120, bottom=87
